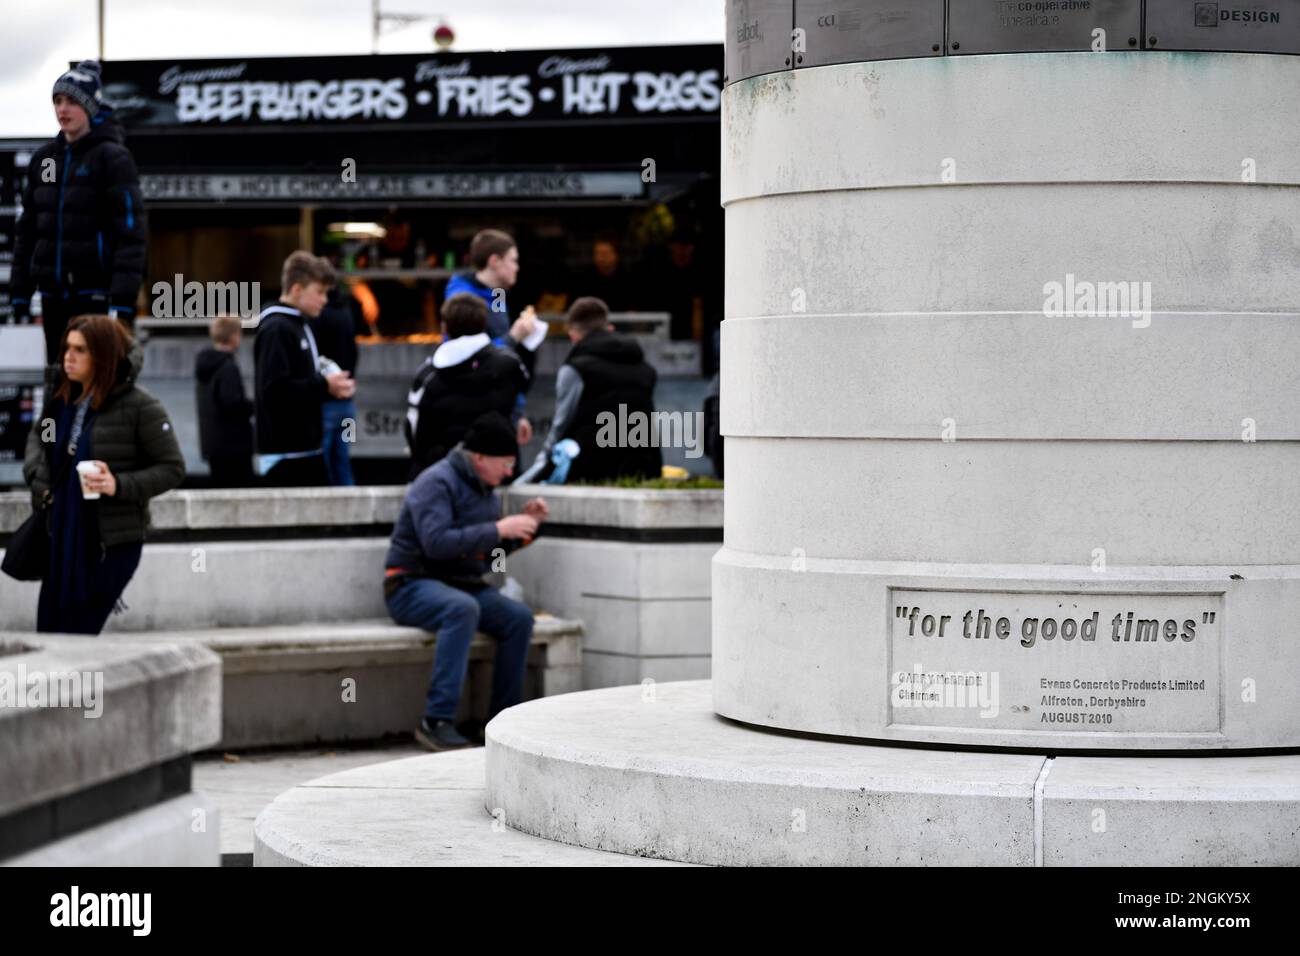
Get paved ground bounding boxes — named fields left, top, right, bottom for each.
left=194, top=741, right=426, bottom=861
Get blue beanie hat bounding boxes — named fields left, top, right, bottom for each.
left=53, top=60, right=105, bottom=120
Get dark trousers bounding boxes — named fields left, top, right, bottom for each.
left=208, top=454, right=255, bottom=488
left=37, top=541, right=144, bottom=635
left=263, top=453, right=328, bottom=487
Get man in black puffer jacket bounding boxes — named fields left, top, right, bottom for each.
left=519, top=297, right=660, bottom=484
left=11, top=61, right=147, bottom=370
left=405, top=292, right=532, bottom=480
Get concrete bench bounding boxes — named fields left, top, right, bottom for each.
left=1, top=484, right=718, bottom=694
left=101, top=617, right=582, bottom=750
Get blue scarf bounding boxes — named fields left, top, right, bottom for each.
left=47, top=398, right=98, bottom=606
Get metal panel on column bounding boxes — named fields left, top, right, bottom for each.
left=1144, top=0, right=1300, bottom=53
left=793, top=1, right=945, bottom=68
left=947, top=0, right=1143, bottom=54
left=726, top=0, right=795, bottom=84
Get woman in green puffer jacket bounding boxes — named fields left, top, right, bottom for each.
left=23, top=314, right=185, bottom=633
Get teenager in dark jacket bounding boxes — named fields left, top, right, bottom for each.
left=311, top=283, right=365, bottom=486
left=195, top=316, right=254, bottom=487
left=253, top=251, right=355, bottom=486
left=445, top=228, right=525, bottom=344
left=11, top=61, right=147, bottom=369
left=519, top=297, right=660, bottom=484
left=23, top=314, right=185, bottom=634
left=385, top=412, right=549, bottom=751
left=405, top=292, right=533, bottom=480
left=443, top=228, right=545, bottom=421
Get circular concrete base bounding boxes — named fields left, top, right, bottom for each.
left=254, top=682, right=1300, bottom=866
left=253, top=749, right=685, bottom=866
left=486, top=681, right=1300, bottom=866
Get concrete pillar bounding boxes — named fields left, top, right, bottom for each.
left=713, top=52, right=1300, bottom=750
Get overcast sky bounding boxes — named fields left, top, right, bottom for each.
left=1, top=0, right=724, bottom=136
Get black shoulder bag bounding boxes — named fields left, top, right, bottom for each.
left=2, top=450, right=74, bottom=582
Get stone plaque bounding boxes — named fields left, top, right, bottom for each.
left=888, top=589, right=1222, bottom=734
left=947, top=0, right=1143, bottom=54
left=1144, top=0, right=1300, bottom=54
left=794, top=1, right=945, bottom=68
left=726, top=0, right=795, bottom=84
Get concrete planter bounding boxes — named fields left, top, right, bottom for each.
left=0, top=487, right=406, bottom=632
left=500, top=483, right=722, bottom=689
left=0, top=633, right=222, bottom=865
left=0, top=486, right=584, bottom=750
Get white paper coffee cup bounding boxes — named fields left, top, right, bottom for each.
left=76, top=461, right=103, bottom=499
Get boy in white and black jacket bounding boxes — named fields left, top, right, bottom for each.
left=253, top=251, right=355, bottom=486
left=406, top=292, right=539, bottom=480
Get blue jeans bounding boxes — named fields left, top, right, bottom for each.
left=386, top=577, right=534, bottom=722
left=321, top=398, right=356, bottom=486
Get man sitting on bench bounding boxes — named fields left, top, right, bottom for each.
left=384, top=412, right=549, bottom=750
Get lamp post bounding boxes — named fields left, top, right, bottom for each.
left=370, top=0, right=451, bottom=53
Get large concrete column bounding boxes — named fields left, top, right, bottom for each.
left=713, top=52, right=1300, bottom=750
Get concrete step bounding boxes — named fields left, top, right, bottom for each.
left=253, top=749, right=688, bottom=866
left=103, top=617, right=582, bottom=750
left=194, top=743, right=425, bottom=859
left=484, top=680, right=1300, bottom=866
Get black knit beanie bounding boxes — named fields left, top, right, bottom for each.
left=463, top=412, right=518, bottom=458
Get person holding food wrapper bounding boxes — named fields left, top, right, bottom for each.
left=21, top=314, right=185, bottom=633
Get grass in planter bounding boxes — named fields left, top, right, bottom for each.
left=577, top=475, right=723, bottom=490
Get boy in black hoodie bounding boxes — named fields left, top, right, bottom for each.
left=253, top=251, right=355, bottom=486
left=195, top=316, right=254, bottom=487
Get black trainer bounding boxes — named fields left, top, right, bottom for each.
left=414, top=717, right=471, bottom=751
left=457, top=719, right=486, bottom=746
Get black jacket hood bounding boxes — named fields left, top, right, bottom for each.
left=567, top=328, right=646, bottom=365
left=195, top=346, right=233, bottom=383
left=112, top=340, right=144, bottom=390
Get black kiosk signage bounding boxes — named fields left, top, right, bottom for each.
left=61, top=46, right=725, bottom=482
left=107, top=46, right=722, bottom=131
left=104, top=46, right=724, bottom=210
